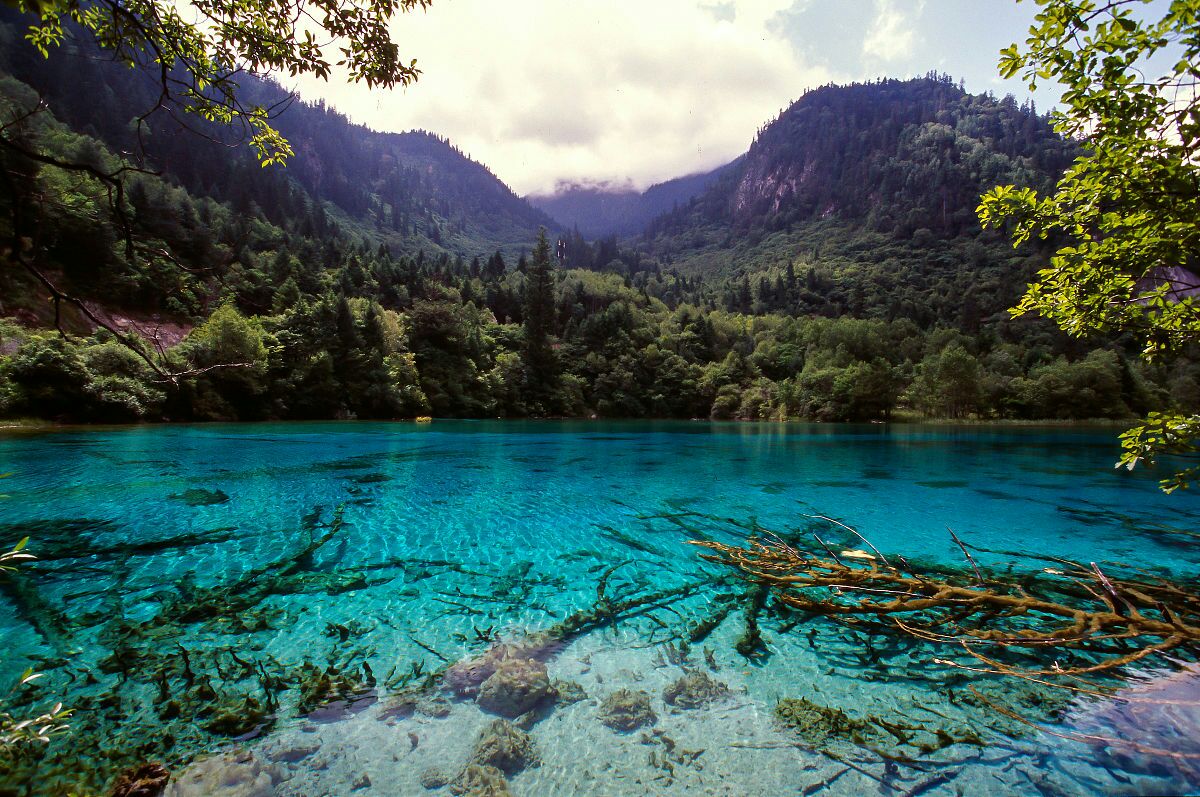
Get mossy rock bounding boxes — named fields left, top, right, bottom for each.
left=775, top=697, right=876, bottom=748
left=476, top=658, right=551, bottom=719
left=420, top=767, right=450, bottom=790
left=470, top=719, right=538, bottom=775
left=449, top=764, right=512, bottom=797
left=295, top=661, right=371, bottom=716
left=663, top=670, right=729, bottom=709
left=599, top=689, right=657, bottom=732
left=109, top=762, right=170, bottom=797
left=551, top=680, right=587, bottom=705
left=418, top=694, right=453, bottom=718
left=202, top=695, right=271, bottom=738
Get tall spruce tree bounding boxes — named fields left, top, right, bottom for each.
left=522, top=229, right=560, bottom=413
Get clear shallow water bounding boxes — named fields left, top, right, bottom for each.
left=0, top=420, right=1198, bottom=795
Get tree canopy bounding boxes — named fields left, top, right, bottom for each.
left=978, top=0, right=1200, bottom=491
left=8, top=0, right=430, bottom=163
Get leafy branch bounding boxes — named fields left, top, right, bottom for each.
left=979, top=0, right=1200, bottom=491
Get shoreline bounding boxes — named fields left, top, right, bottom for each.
left=0, top=416, right=1136, bottom=435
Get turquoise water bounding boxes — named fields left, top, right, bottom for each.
left=0, top=421, right=1197, bottom=795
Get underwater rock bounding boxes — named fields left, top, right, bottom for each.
left=450, top=764, right=512, bottom=797
left=268, top=744, right=320, bottom=764
left=443, top=635, right=558, bottom=698
left=420, top=768, right=451, bottom=789
left=513, top=701, right=555, bottom=731
left=470, top=719, right=538, bottom=775
left=599, top=689, right=657, bottom=732
left=165, top=750, right=281, bottom=797
left=551, top=680, right=587, bottom=705
left=418, top=694, right=453, bottom=718
left=168, top=488, right=230, bottom=507
left=775, top=697, right=874, bottom=748
left=110, top=762, right=170, bottom=797
left=1056, top=664, right=1200, bottom=783
left=662, top=670, right=729, bottom=709
left=444, top=653, right=503, bottom=699
left=476, top=658, right=552, bottom=718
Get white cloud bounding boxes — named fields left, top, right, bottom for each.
left=288, top=0, right=828, bottom=195
left=862, top=0, right=924, bottom=63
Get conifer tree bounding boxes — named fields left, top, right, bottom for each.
left=522, top=229, right=559, bottom=412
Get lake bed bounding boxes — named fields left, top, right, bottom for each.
left=1, top=420, right=1197, bottom=796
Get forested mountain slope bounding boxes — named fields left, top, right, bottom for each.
left=648, top=75, right=1073, bottom=244
left=0, top=30, right=1194, bottom=427
left=634, top=76, right=1078, bottom=328
left=0, top=13, right=555, bottom=261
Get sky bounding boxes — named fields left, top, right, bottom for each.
left=288, top=1, right=1052, bottom=196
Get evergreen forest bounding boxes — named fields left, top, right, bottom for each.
left=0, top=19, right=1196, bottom=426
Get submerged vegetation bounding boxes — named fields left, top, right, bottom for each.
left=0, top=425, right=1197, bottom=795
left=0, top=537, right=70, bottom=754
left=693, top=515, right=1200, bottom=681
left=0, top=0, right=1197, bottom=792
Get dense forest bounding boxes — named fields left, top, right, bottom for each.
left=0, top=23, right=1196, bottom=425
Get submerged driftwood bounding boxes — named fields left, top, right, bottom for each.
left=691, top=516, right=1200, bottom=680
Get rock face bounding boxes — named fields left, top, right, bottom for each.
left=470, top=719, right=538, bottom=775
left=165, top=750, right=281, bottom=797
left=663, top=670, right=730, bottom=709
left=598, top=689, right=657, bottom=732
left=476, top=658, right=552, bottom=718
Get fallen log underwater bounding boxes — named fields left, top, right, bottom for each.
left=690, top=515, right=1200, bottom=680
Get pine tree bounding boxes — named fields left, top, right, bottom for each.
left=522, top=229, right=559, bottom=413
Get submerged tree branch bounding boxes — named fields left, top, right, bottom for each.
left=691, top=517, right=1200, bottom=679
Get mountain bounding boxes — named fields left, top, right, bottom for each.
left=618, top=75, right=1078, bottom=327
left=527, top=159, right=740, bottom=238
left=643, top=75, right=1074, bottom=264
left=0, top=12, right=555, bottom=261
left=0, top=35, right=1181, bottom=429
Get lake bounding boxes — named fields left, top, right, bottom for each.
left=1, top=421, right=1198, bottom=795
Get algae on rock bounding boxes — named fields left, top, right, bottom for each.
left=470, top=718, right=538, bottom=775
left=450, top=764, right=513, bottom=797
left=475, top=658, right=552, bottom=719
left=599, top=689, right=657, bottom=732
left=663, top=670, right=729, bottom=709
left=775, top=697, right=876, bottom=748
